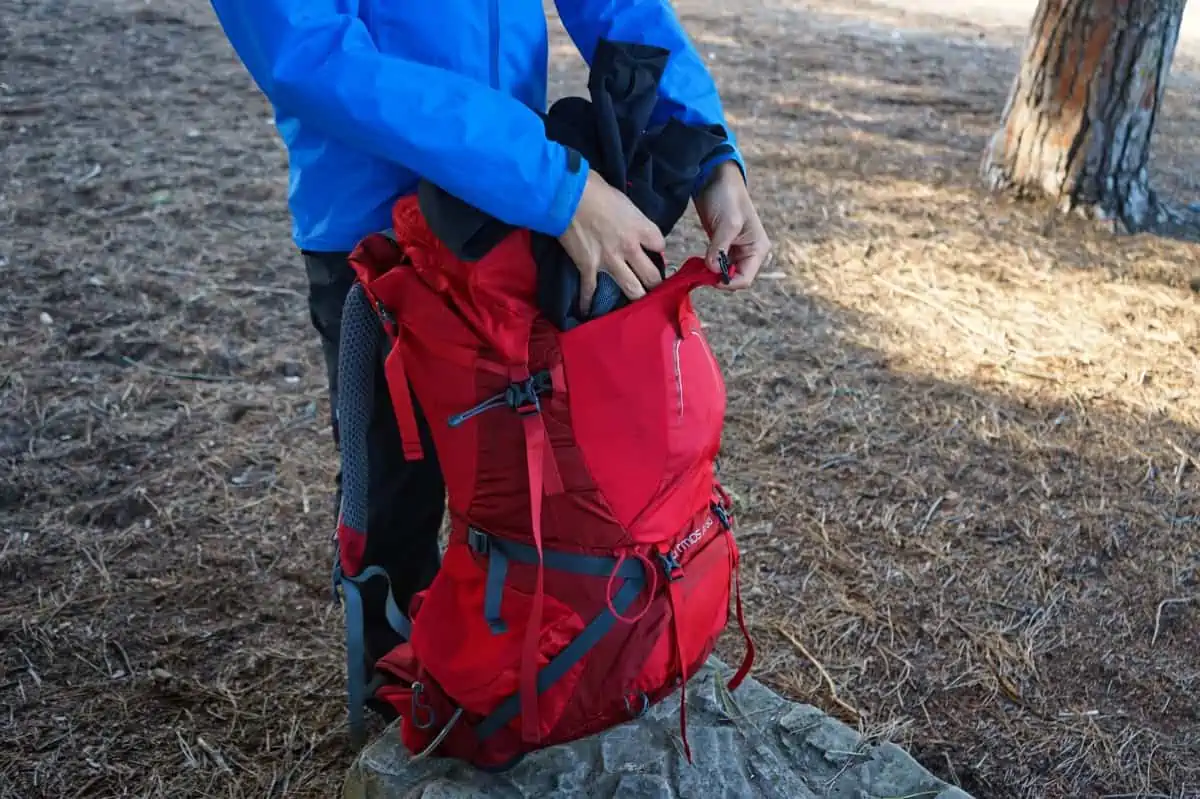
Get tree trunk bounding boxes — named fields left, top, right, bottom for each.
left=981, top=0, right=1186, bottom=231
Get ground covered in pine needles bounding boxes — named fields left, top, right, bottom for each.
left=3, top=1, right=1199, bottom=797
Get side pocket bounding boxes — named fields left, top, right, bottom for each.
left=408, top=543, right=587, bottom=736
left=670, top=528, right=733, bottom=675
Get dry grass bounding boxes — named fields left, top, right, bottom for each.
left=2, top=1, right=1199, bottom=798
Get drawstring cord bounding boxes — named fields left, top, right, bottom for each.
left=605, top=551, right=659, bottom=624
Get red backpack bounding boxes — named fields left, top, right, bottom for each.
left=333, top=195, right=754, bottom=770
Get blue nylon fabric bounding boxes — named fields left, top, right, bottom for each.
left=340, top=576, right=369, bottom=746
left=208, top=0, right=742, bottom=251
left=483, top=546, right=510, bottom=635
left=339, top=565, right=413, bottom=745
left=470, top=528, right=646, bottom=579
left=348, top=565, right=413, bottom=640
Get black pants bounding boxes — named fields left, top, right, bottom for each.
left=304, top=250, right=444, bottom=660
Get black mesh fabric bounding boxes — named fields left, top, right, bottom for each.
left=336, top=284, right=378, bottom=537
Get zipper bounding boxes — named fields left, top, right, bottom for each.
left=672, top=337, right=684, bottom=419
left=488, top=0, right=500, bottom=89
left=672, top=329, right=723, bottom=422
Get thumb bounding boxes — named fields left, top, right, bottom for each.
left=705, top=217, right=738, bottom=274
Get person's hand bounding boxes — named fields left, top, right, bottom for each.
left=558, top=170, right=666, bottom=314
left=694, top=161, right=771, bottom=290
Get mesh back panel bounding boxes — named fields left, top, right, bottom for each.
left=590, top=274, right=622, bottom=318
left=336, top=284, right=380, bottom=534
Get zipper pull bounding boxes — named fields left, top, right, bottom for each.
left=446, top=370, right=554, bottom=428
left=717, top=250, right=732, bottom=285
left=447, top=392, right=509, bottom=428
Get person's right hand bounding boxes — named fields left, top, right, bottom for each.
left=558, top=170, right=666, bottom=315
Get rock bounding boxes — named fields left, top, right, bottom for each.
left=344, top=659, right=973, bottom=799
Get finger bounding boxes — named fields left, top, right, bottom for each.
left=639, top=221, right=666, bottom=255
left=719, top=221, right=770, bottom=290
left=724, top=233, right=771, bottom=291
left=723, top=251, right=764, bottom=290
left=626, top=244, right=663, bottom=290
left=579, top=263, right=598, bottom=315
left=705, top=217, right=741, bottom=274
left=604, top=256, right=647, bottom=302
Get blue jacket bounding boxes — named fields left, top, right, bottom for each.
left=209, top=0, right=743, bottom=252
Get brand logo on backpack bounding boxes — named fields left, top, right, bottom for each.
left=671, top=513, right=716, bottom=562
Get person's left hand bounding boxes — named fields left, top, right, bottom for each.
left=694, top=160, right=771, bottom=291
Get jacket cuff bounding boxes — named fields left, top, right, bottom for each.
left=541, top=146, right=591, bottom=238
left=693, top=143, right=746, bottom=196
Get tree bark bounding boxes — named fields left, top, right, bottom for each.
left=981, top=0, right=1187, bottom=231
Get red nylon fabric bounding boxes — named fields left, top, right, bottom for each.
left=383, top=341, right=424, bottom=462
left=343, top=195, right=754, bottom=769
left=336, top=522, right=366, bottom=577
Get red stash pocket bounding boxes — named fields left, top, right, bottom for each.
left=558, top=282, right=726, bottom=533
left=409, top=543, right=586, bottom=738
left=669, top=525, right=733, bottom=674
left=558, top=296, right=671, bottom=528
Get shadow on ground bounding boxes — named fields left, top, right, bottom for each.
left=698, top=276, right=1200, bottom=798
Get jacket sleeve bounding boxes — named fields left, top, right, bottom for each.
left=554, top=0, right=746, bottom=193
left=208, top=1, right=589, bottom=237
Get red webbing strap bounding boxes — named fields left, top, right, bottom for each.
left=540, top=362, right=566, bottom=497
left=518, top=373, right=547, bottom=743
left=727, top=534, right=756, bottom=692
left=383, top=340, right=425, bottom=462
left=512, top=353, right=569, bottom=741
left=718, top=493, right=755, bottom=691
left=539, top=429, right=563, bottom=497
left=665, top=582, right=693, bottom=763
left=549, top=361, right=566, bottom=397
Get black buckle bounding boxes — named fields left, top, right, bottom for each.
left=468, top=528, right=490, bottom=555
left=505, top=379, right=542, bottom=416
left=713, top=503, right=732, bottom=531
left=717, top=250, right=732, bottom=285
left=505, top=371, right=552, bottom=416
left=449, top=371, right=554, bottom=428
left=658, top=552, right=685, bottom=582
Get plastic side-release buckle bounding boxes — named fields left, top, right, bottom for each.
left=658, top=551, right=686, bottom=583
left=713, top=503, right=732, bottom=531
left=467, top=527, right=490, bottom=555
left=447, top=370, right=553, bottom=428
left=505, top=371, right=552, bottom=417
